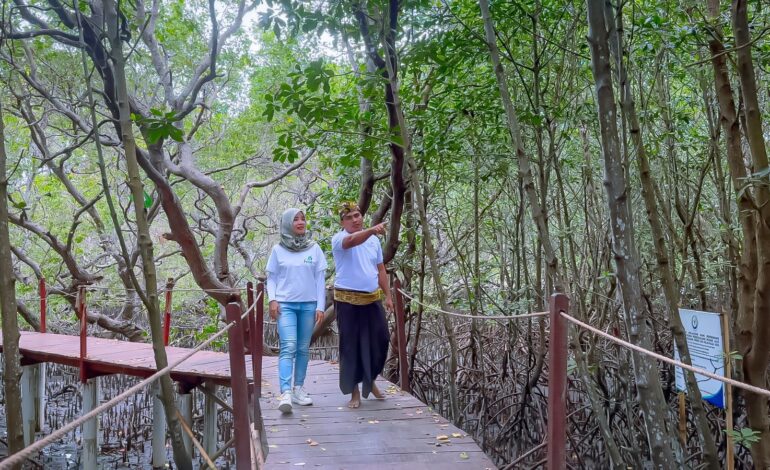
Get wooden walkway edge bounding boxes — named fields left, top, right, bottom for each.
left=1, top=331, right=249, bottom=387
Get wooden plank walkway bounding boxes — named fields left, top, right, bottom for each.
left=1, top=331, right=251, bottom=387
left=2, top=331, right=496, bottom=469
left=258, top=357, right=495, bottom=469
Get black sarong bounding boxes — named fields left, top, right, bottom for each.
left=336, top=300, right=390, bottom=398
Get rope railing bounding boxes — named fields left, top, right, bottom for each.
left=85, top=285, right=247, bottom=294
left=18, top=286, right=247, bottom=302
left=393, top=290, right=770, bottom=398
left=397, top=288, right=548, bottom=320
left=0, top=292, right=262, bottom=469
left=561, top=311, right=770, bottom=398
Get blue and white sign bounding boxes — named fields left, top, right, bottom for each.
left=674, top=309, right=725, bottom=408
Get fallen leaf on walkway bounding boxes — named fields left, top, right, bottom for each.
left=294, top=463, right=306, bottom=466
left=436, top=435, right=449, bottom=440
left=452, top=433, right=462, bottom=438
left=460, top=452, right=469, bottom=460
left=368, top=420, right=380, bottom=424
left=268, top=444, right=278, bottom=448
left=309, top=441, right=319, bottom=446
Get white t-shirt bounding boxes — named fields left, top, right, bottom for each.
left=265, top=244, right=327, bottom=311
left=331, top=229, right=383, bottom=293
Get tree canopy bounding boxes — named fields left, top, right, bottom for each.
left=2, top=0, right=770, bottom=467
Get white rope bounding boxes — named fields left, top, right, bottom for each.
left=397, top=288, right=548, bottom=320
left=561, top=312, right=770, bottom=398
left=0, top=295, right=261, bottom=468
left=86, top=285, right=249, bottom=294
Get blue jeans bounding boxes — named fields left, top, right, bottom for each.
left=277, top=302, right=316, bottom=393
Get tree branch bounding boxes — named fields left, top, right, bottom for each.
left=233, top=147, right=317, bottom=218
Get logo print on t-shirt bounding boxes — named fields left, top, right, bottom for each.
left=304, top=256, right=313, bottom=264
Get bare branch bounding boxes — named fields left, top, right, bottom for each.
left=9, top=213, right=100, bottom=283
left=175, top=0, right=256, bottom=118
left=11, top=245, right=42, bottom=279
left=233, top=146, right=317, bottom=218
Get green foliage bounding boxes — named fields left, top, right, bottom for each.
left=725, top=427, right=761, bottom=447
left=132, top=109, right=184, bottom=144
left=262, top=58, right=373, bottom=165
left=194, top=298, right=227, bottom=349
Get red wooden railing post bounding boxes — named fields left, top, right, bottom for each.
left=256, top=281, right=264, bottom=385
left=39, top=277, right=46, bottom=333
left=392, top=278, right=410, bottom=393
left=252, top=281, right=267, bottom=462
left=248, top=281, right=264, bottom=400
left=163, top=278, right=174, bottom=346
left=226, top=302, right=253, bottom=470
left=242, top=286, right=252, bottom=352
left=78, top=286, right=88, bottom=383
left=547, top=293, right=569, bottom=470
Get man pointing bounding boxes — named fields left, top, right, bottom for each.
left=332, top=201, right=393, bottom=408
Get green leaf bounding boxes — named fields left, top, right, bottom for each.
left=147, top=128, right=163, bottom=144
left=143, top=190, right=153, bottom=209
left=168, top=126, right=184, bottom=142
left=725, top=427, right=762, bottom=445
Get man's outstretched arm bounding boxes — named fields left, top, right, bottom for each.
left=341, top=222, right=387, bottom=249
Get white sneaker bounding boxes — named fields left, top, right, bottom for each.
left=278, top=391, right=293, bottom=413
left=292, top=386, right=313, bottom=406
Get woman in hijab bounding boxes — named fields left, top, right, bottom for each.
left=266, top=208, right=327, bottom=413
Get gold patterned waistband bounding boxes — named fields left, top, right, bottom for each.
left=334, top=288, right=383, bottom=306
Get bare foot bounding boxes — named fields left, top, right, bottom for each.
left=371, top=382, right=385, bottom=400
left=348, top=387, right=361, bottom=408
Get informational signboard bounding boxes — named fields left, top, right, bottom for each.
left=674, top=309, right=725, bottom=408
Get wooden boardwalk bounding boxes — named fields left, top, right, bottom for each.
left=2, top=331, right=251, bottom=387
left=2, top=331, right=496, bottom=469
left=258, top=357, right=495, bottom=469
